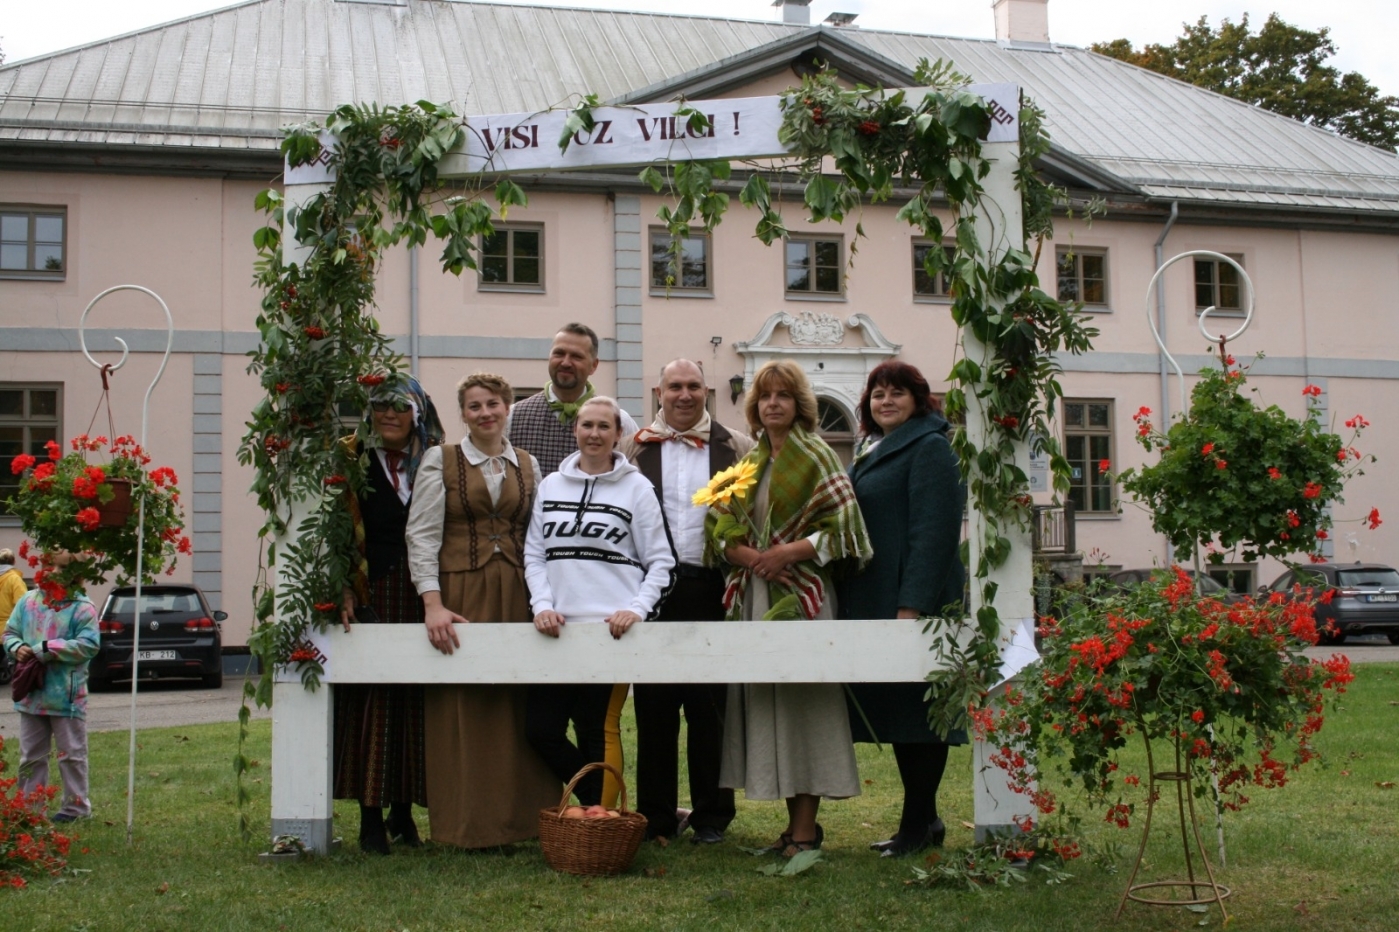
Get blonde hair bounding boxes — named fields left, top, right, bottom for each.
left=744, top=360, right=818, bottom=436
left=577, top=395, right=624, bottom=432
left=456, top=371, right=514, bottom=411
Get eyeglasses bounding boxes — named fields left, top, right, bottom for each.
left=370, top=400, right=412, bottom=414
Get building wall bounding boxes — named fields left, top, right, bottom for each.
left=5, top=167, right=1399, bottom=643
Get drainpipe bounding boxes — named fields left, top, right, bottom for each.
left=1153, top=200, right=1179, bottom=564
left=409, top=244, right=420, bottom=378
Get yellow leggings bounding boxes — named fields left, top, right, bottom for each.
left=600, top=683, right=629, bottom=808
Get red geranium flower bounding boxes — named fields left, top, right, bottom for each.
left=1201, top=442, right=1215, bottom=455
left=9, top=452, right=35, bottom=474
left=1097, top=459, right=1110, bottom=474
left=1302, top=384, right=1322, bottom=397
left=74, top=507, right=101, bottom=531
left=1345, top=414, right=1369, bottom=429
left=1267, top=467, right=1282, bottom=480
left=1302, top=481, right=1322, bottom=499
left=1367, top=507, right=1382, bottom=530
left=45, top=440, right=62, bottom=460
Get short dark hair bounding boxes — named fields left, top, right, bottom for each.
left=857, top=360, right=939, bottom=436
left=559, top=322, right=599, bottom=358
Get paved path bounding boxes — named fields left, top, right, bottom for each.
left=0, top=676, right=271, bottom=738
left=2, top=639, right=1393, bottom=739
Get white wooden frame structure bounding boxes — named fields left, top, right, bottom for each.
left=271, top=87, right=1038, bottom=853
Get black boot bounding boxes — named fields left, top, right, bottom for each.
left=359, top=805, right=390, bottom=855
left=387, top=803, right=421, bottom=848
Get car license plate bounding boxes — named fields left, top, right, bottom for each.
left=1367, top=594, right=1397, bottom=602
left=137, top=650, right=177, bottom=661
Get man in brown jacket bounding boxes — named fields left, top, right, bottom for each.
left=623, top=359, right=753, bottom=843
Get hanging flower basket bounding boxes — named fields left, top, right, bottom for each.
left=6, top=434, right=190, bottom=605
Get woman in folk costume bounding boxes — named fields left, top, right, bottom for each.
left=336, top=375, right=443, bottom=854
left=405, top=372, right=559, bottom=848
left=706, top=360, right=873, bottom=856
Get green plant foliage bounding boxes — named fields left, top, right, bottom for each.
left=1093, top=14, right=1399, bottom=150
left=237, top=101, right=519, bottom=836
left=1115, top=355, right=1374, bottom=563
left=976, top=571, right=1356, bottom=833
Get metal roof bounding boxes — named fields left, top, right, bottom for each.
left=3, top=0, right=1398, bottom=214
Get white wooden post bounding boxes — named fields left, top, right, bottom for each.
left=966, top=132, right=1040, bottom=842
left=269, top=178, right=336, bottom=852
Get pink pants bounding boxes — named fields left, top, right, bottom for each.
left=17, top=712, right=91, bottom=819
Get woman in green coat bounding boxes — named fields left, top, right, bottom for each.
left=838, top=360, right=966, bottom=858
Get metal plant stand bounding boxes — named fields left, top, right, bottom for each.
left=1115, top=731, right=1232, bottom=919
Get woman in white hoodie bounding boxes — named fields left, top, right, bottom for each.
left=524, top=395, right=676, bottom=805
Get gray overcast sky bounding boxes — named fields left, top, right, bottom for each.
left=3, top=0, right=1395, bottom=95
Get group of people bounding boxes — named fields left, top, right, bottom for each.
left=336, top=322, right=967, bottom=860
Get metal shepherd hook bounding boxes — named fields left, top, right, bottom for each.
left=78, top=285, right=174, bottom=846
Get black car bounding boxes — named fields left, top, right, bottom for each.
left=91, top=585, right=227, bottom=689
left=1106, top=568, right=1246, bottom=604
left=1265, top=562, right=1399, bottom=646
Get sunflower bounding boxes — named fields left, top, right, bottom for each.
left=692, top=459, right=758, bottom=507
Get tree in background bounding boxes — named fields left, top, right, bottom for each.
left=1093, top=13, right=1399, bottom=150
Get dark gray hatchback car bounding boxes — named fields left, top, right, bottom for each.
left=91, top=585, right=227, bottom=689
left=1265, top=562, right=1399, bottom=645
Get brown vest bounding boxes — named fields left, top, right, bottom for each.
left=438, top=445, right=536, bottom=572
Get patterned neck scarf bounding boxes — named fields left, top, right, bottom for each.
left=545, top=382, right=595, bottom=425
left=634, top=411, right=711, bottom=449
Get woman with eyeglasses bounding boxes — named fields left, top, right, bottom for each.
left=405, top=372, right=560, bottom=848
left=335, top=376, right=444, bottom=854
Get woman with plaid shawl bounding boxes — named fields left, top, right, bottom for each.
left=705, top=360, right=873, bottom=857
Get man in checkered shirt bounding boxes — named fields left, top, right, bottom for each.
left=508, top=322, right=639, bottom=477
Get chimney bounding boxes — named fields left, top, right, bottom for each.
left=772, top=0, right=812, bottom=26
left=992, top=0, right=1050, bottom=45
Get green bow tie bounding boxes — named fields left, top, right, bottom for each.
left=546, top=384, right=594, bottom=425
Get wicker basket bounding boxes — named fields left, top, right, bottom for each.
left=538, top=762, right=648, bottom=876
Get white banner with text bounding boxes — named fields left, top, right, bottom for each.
left=286, top=84, right=1020, bottom=183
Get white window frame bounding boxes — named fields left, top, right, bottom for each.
left=912, top=240, right=954, bottom=303
left=649, top=227, right=713, bottom=297
left=0, top=206, right=67, bottom=281
left=784, top=235, right=844, bottom=300
left=1055, top=246, right=1109, bottom=309
left=478, top=223, right=545, bottom=293
left=1062, top=398, right=1115, bottom=516
left=1194, top=252, right=1245, bottom=315
left=1, top=383, right=63, bottom=521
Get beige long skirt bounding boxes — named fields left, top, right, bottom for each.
left=718, top=560, right=860, bottom=801
left=424, top=555, right=560, bottom=847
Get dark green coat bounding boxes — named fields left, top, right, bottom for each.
left=839, top=412, right=966, bottom=744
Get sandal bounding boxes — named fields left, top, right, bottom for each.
left=779, top=822, right=824, bottom=857
left=765, top=831, right=794, bottom=854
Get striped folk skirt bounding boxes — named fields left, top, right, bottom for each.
left=332, top=561, right=428, bottom=808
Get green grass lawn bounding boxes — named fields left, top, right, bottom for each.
left=4, top=664, right=1396, bottom=932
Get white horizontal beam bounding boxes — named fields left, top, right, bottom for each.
left=290, top=619, right=980, bottom=685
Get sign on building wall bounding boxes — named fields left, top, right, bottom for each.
left=285, top=85, right=1021, bottom=183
